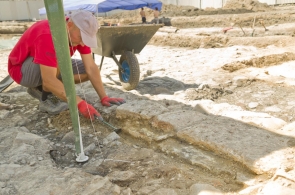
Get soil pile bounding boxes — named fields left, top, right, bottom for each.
left=160, top=4, right=196, bottom=16
left=105, top=4, right=194, bottom=20
left=103, top=7, right=154, bottom=24
left=103, top=2, right=267, bottom=25
left=224, top=0, right=272, bottom=12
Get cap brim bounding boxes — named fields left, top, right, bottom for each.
left=81, top=31, right=98, bottom=48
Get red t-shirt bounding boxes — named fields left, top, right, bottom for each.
left=8, top=20, right=91, bottom=84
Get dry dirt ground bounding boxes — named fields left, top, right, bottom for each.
left=1, top=2, right=295, bottom=195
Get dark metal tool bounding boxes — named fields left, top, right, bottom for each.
left=0, top=75, right=14, bottom=92
left=95, top=116, right=121, bottom=133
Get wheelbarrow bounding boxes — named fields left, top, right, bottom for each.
left=92, top=24, right=162, bottom=90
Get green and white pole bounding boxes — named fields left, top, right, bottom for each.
left=43, top=0, right=88, bottom=162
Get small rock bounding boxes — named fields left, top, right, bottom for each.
left=151, top=188, right=178, bottom=195
left=108, top=171, right=136, bottom=183
left=171, top=81, right=185, bottom=90
left=225, top=89, right=233, bottom=94
left=20, top=159, right=26, bottom=165
left=19, top=126, right=30, bottom=132
left=61, top=131, right=75, bottom=144
left=233, top=76, right=248, bottom=87
left=29, top=161, right=36, bottom=166
left=264, top=106, right=282, bottom=112
left=248, top=102, right=259, bottom=109
left=190, top=183, right=222, bottom=195
left=84, top=143, right=96, bottom=155
left=198, top=84, right=209, bottom=90
left=47, top=118, right=52, bottom=125
left=121, top=188, right=132, bottom=195
left=31, top=130, right=38, bottom=134
left=103, top=132, right=120, bottom=145
left=0, top=102, right=10, bottom=109
left=146, top=70, right=152, bottom=76
left=109, top=141, right=122, bottom=147
left=142, top=171, right=148, bottom=177
left=0, top=181, right=6, bottom=188
left=113, top=185, right=121, bottom=195
left=155, top=134, right=170, bottom=141
left=0, top=173, right=10, bottom=181
left=0, top=110, right=10, bottom=119
left=153, top=87, right=173, bottom=95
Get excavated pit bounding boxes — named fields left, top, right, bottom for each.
left=2, top=3, right=295, bottom=194
left=0, top=87, right=255, bottom=194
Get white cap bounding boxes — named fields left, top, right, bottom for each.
left=69, top=10, right=99, bottom=48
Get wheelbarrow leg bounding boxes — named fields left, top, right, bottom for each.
left=111, top=51, right=123, bottom=70
left=100, top=56, right=104, bottom=70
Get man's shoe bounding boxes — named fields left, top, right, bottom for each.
left=27, top=87, right=42, bottom=100
left=39, top=94, right=68, bottom=115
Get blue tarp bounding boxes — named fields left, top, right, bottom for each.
left=39, top=0, right=162, bottom=15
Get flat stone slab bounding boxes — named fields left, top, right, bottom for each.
left=176, top=114, right=295, bottom=174
left=192, top=101, right=286, bottom=132
left=151, top=110, right=207, bottom=133
left=116, top=99, right=295, bottom=174
left=116, top=100, right=169, bottom=120
left=158, top=139, right=237, bottom=177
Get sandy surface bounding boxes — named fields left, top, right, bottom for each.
left=1, top=2, right=295, bottom=195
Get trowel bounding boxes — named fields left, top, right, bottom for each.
left=95, top=116, right=121, bottom=133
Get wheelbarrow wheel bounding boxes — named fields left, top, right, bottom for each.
left=119, top=51, right=140, bottom=90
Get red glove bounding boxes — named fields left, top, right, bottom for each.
left=101, top=96, right=126, bottom=107
left=77, top=100, right=101, bottom=119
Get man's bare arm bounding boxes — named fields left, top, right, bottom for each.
left=80, top=53, right=107, bottom=99
left=40, top=64, right=83, bottom=104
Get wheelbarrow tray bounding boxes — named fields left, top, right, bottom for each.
left=92, top=24, right=162, bottom=57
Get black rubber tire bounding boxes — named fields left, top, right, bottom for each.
left=119, top=51, right=140, bottom=90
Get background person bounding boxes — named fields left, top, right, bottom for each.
left=8, top=10, right=125, bottom=118
left=140, top=7, right=146, bottom=24
left=153, top=7, right=160, bottom=24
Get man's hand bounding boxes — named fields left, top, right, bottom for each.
left=78, top=100, right=101, bottom=119
left=101, top=96, right=126, bottom=107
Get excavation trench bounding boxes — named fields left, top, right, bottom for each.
left=43, top=98, right=259, bottom=194
left=0, top=75, right=289, bottom=194
left=10, top=52, right=293, bottom=193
